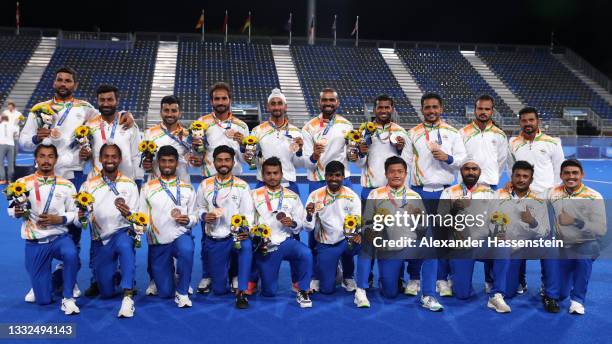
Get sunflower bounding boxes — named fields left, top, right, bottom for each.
left=501, top=214, right=510, bottom=226
left=491, top=211, right=501, bottom=223
left=250, top=226, right=261, bottom=237
left=73, top=192, right=94, bottom=207
left=189, top=121, right=208, bottom=131
left=147, top=141, right=158, bottom=154
left=136, top=213, right=149, bottom=226
left=75, top=125, right=90, bottom=138
left=241, top=215, right=249, bottom=227
left=231, top=215, right=243, bottom=227
left=350, top=130, right=362, bottom=143
left=243, top=135, right=258, bottom=145
left=10, top=182, right=27, bottom=197
left=366, top=122, right=376, bottom=132
left=138, top=141, right=148, bottom=153
left=359, top=122, right=367, bottom=132
left=260, top=224, right=271, bottom=239
left=18, top=115, right=25, bottom=122
left=344, top=215, right=357, bottom=230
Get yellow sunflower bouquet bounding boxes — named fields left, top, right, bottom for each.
left=5, top=181, right=31, bottom=219
left=189, top=120, right=208, bottom=153
left=126, top=212, right=149, bottom=248
left=31, top=103, right=55, bottom=129
left=70, top=125, right=92, bottom=151
left=138, top=140, right=158, bottom=167
left=242, top=135, right=259, bottom=170
left=251, top=223, right=274, bottom=255
left=230, top=214, right=250, bottom=249
left=73, top=191, right=95, bottom=229
left=490, top=211, right=510, bottom=237
left=344, top=214, right=362, bottom=249
left=345, top=129, right=363, bottom=162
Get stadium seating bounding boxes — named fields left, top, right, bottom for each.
left=0, top=36, right=40, bottom=108
left=396, top=47, right=515, bottom=117
left=291, top=45, right=418, bottom=125
left=174, top=41, right=280, bottom=119
left=25, top=40, right=158, bottom=118
left=477, top=48, right=612, bottom=119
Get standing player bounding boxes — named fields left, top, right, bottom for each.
left=546, top=159, right=606, bottom=315
left=195, top=145, right=254, bottom=309
left=139, top=145, right=198, bottom=308
left=78, top=144, right=139, bottom=317
left=193, top=82, right=249, bottom=178
left=8, top=144, right=80, bottom=314
left=251, top=157, right=312, bottom=307
left=508, top=107, right=564, bottom=294
left=249, top=88, right=304, bottom=194
left=404, top=93, right=467, bottom=297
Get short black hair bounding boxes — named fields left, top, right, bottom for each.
left=374, top=94, right=394, bottom=108
left=421, top=93, right=443, bottom=107
left=384, top=156, right=407, bottom=173
left=209, top=82, right=232, bottom=100
left=325, top=160, right=345, bottom=176
left=262, top=156, right=283, bottom=173
left=518, top=107, right=539, bottom=119
left=512, top=160, right=534, bottom=177
left=161, top=95, right=181, bottom=108
left=475, top=94, right=495, bottom=109
left=561, top=159, right=583, bottom=173
left=213, top=145, right=235, bottom=160
left=34, top=144, right=58, bottom=158
left=99, top=143, right=122, bottom=158
left=55, top=67, right=77, bottom=81
left=156, top=145, right=179, bottom=160
left=96, top=84, right=119, bottom=99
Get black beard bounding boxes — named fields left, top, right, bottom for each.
left=100, top=107, right=116, bottom=117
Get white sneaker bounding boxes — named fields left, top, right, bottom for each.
left=72, top=284, right=81, bottom=298
left=25, top=288, right=35, bottom=303
left=197, top=278, right=211, bottom=294
left=310, top=279, right=320, bottom=292
left=517, top=283, right=528, bottom=295
left=117, top=296, right=135, bottom=318
left=61, top=298, right=80, bottom=315
left=354, top=288, right=370, bottom=308
left=175, top=293, right=192, bottom=308
left=487, top=293, right=511, bottom=313
left=421, top=295, right=444, bottom=312
left=188, top=286, right=193, bottom=295
left=569, top=300, right=585, bottom=315
left=230, top=277, right=238, bottom=293
left=342, top=278, right=357, bottom=292
left=436, top=280, right=453, bottom=297
left=404, top=280, right=421, bottom=296
left=146, top=280, right=158, bottom=296
left=484, top=282, right=492, bottom=294
left=296, top=291, right=313, bottom=308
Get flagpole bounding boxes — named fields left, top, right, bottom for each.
left=288, top=13, right=292, bottom=45
left=355, top=16, right=359, bottom=47
left=16, top=2, right=20, bottom=35
left=248, top=11, right=251, bottom=44
left=333, top=14, right=337, bottom=47
left=224, top=10, right=228, bottom=44
left=201, top=9, right=205, bottom=42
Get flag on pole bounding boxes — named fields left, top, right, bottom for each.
left=285, top=13, right=292, bottom=31
left=286, top=13, right=292, bottom=45
left=223, top=10, right=229, bottom=43
left=241, top=12, right=251, bottom=33
left=307, top=15, right=315, bottom=45
left=195, top=10, right=204, bottom=29
left=332, top=14, right=337, bottom=46
left=351, top=16, right=358, bottom=36
left=16, top=2, right=20, bottom=35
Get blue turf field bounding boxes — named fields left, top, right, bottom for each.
left=0, top=157, right=610, bottom=344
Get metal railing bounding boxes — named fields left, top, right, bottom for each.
left=562, top=47, right=612, bottom=93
